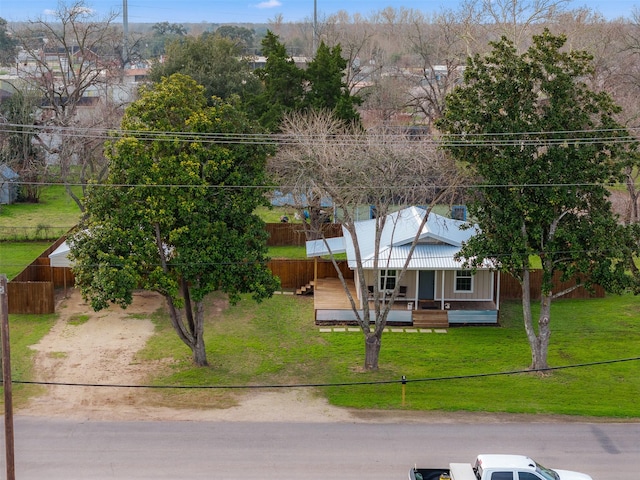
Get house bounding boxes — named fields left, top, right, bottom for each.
left=305, top=206, right=500, bottom=327
left=0, top=164, right=19, bottom=205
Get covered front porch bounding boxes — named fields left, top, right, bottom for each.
left=313, top=278, right=498, bottom=327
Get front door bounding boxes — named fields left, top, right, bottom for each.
left=419, top=270, right=435, bottom=300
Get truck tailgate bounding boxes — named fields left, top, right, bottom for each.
left=450, top=463, right=476, bottom=480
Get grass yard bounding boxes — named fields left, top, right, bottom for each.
left=0, top=186, right=81, bottom=241
left=133, top=292, right=640, bottom=419
left=6, top=313, right=58, bottom=406
left=0, top=241, right=53, bottom=279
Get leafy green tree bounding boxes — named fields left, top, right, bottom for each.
left=0, top=88, right=45, bottom=202
left=151, top=22, right=187, bottom=36
left=213, top=25, right=255, bottom=50
left=437, top=30, right=637, bottom=370
left=0, top=18, right=17, bottom=66
left=143, top=22, right=187, bottom=58
left=303, top=42, right=361, bottom=125
left=249, top=31, right=305, bottom=131
left=149, top=34, right=261, bottom=103
left=69, top=74, right=280, bottom=366
left=249, top=32, right=361, bottom=131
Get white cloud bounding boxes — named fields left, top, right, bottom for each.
left=256, top=0, right=282, bottom=9
left=43, top=6, right=94, bottom=17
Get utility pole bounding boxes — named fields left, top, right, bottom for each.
left=122, top=0, right=129, bottom=66
left=0, top=275, right=15, bottom=480
left=313, top=0, right=318, bottom=55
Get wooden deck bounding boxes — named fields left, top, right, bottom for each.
left=314, top=278, right=414, bottom=310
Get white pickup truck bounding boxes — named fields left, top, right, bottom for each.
left=409, top=454, right=593, bottom=480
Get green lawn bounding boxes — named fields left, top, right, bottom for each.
left=0, top=186, right=82, bottom=241
left=129, top=292, right=640, bottom=419
left=6, top=313, right=58, bottom=407
left=0, top=242, right=53, bottom=279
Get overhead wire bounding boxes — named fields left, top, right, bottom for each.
left=5, top=356, right=639, bottom=390
left=2, top=121, right=640, bottom=147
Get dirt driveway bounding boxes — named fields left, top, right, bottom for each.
left=18, top=289, right=362, bottom=422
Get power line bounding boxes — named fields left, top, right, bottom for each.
left=7, top=180, right=630, bottom=189
left=2, top=121, right=640, bottom=147
left=6, top=356, right=639, bottom=390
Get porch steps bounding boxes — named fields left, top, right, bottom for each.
left=412, top=310, right=449, bottom=328
left=296, top=280, right=315, bottom=296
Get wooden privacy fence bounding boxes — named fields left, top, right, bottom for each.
left=265, top=223, right=342, bottom=246
left=499, top=270, right=604, bottom=300
left=268, top=259, right=353, bottom=289
left=8, top=281, right=55, bottom=315
left=8, top=236, right=74, bottom=314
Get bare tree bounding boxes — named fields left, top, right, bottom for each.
left=403, top=10, right=472, bottom=127
left=271, top=110, right=463, bottom=370
left=478, top=0, right=572, bottom=49
left=319, top=11, right=377, bottom=94
left=11, top=0, right=123, bottom=210
left=359, top=74, right=412, bottom=127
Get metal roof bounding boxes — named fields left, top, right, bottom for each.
left=306, top=206, right=494, bottom=270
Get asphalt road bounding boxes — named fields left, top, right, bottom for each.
left=1, top=417, right=638, bottom=479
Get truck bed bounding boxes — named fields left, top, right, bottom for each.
left=449, top=463, right=477, bottom=480
left=409, top=468, right=449, bottom=480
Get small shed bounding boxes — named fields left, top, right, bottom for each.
left=48, top=241, right=72, bottom=268
left=0, top=163, right=19, bottom=205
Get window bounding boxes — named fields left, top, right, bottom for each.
left=491, top=473, right=514, bottom=480
left=379, top=270, right=397, bottom=290
left=454, top=270, right=473, bottom=292
left=518, top=473, right=541, bottom=480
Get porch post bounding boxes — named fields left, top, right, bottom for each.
left=440, top=271, right=445, bottom=309
left=314, top=257, right=317, bottom=285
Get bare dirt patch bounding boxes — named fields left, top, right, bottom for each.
left=18, top=289, right=357, bottom=423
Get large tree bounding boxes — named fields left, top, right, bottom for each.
left=0, top=88, right=46, bottom=202
left=11, top=0, right=123, bottom=210
left=437, top=30, right=637, bottom=370
left=0, top=18, right=18, bottom=66
left=303, top=41, right=361, bottom=124
left=149, top=34, right=262, bottom=104
left=69, top=73, right=280, bottom=366
left=272, top=110, right=462, bottom=370
left=249, top=31, right=305, bottom=131
left=249, top=31, right=361, bottom=131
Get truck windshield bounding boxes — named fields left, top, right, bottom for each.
left=535, top=461, right=560, bottom=480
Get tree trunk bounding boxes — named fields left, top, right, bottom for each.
left=162, top=294, right=208, bottom=367
left=364, top=333, right=381, bottom=371
left=520, top=268, right=539, bottom=370
left=532, top=295, right=551, bottom=371
left=192, top=300, right=208, bottom=367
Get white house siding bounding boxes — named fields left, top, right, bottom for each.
left=436, top=270, right=494, bottom=301
left=362, top=269, right=495, bottom=301
left=362, top=270, right=418, bottom=300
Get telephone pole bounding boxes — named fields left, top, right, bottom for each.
left=313, top=0, right=318, bottom=55
left=123, top=0, right=129, bottom=66
left=0, top=275, right=15, bottom=480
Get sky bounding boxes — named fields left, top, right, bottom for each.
left=0, top=0, right=638, bottom=25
